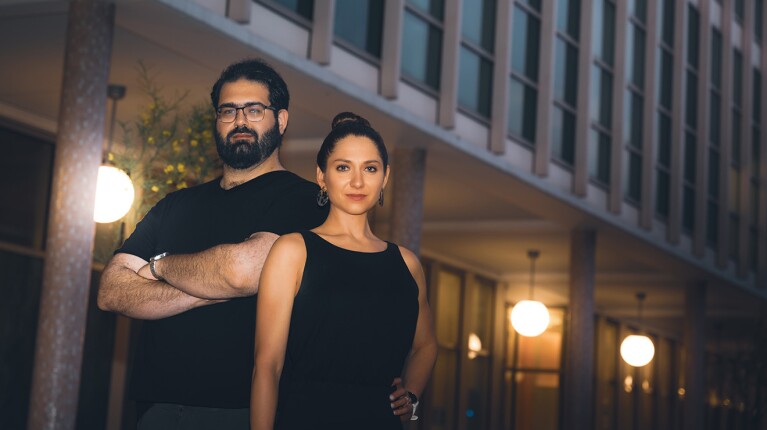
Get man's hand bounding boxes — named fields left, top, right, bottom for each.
left=390, top=377, right=415, bottom=421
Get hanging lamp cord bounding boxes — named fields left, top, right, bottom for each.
left=527, top=250, right=540, bottom=300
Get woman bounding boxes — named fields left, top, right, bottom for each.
left=251, top=112, right=437, bottom=429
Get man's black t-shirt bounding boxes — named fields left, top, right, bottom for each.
left=117, top=170, right=328, bottom=408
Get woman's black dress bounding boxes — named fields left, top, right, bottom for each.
left=273, top=231, right=419, bottom=430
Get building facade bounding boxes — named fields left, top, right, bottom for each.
left=1, top=0, right=766, bottom=429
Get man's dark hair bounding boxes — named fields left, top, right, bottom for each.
left=210, top=58, right=290, bottom=111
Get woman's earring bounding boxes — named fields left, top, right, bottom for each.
left=317, top=188, right=329, bottom=207
left=378, top=189, right=385, bottom=207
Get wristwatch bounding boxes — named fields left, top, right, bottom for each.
left=407, top=391, right=419, bottom=421
left=149, top=252, right=169, bottom=282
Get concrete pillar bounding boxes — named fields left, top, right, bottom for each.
left=572, top=0, right=595, bottom=197
left=225, top=0, right=251, bottom=24
left=389, top=147, right=426, bottom=254
left=563, top=229, right=596, bottom=430
left=309, top=0, right=335, bottom=65
left=533, top=0, right=557, bottom=177
left=438, top=0, right=461, bottom=128
left=380, top=0, right=403, bottom=98
left=27, top=1, right=114, bottom=429
left=488, top=0, right=512, bottom=154
left=683, top=283, right=706, bottom=430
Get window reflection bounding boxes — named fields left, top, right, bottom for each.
left=509, top=77, right=537, bottom=144
left=260, top=0, right=314, bottom=20
left=508, top=2, right=540, bottom=144
left=458, top=0, right=495, bottom=118
left=334, top=0, right=383, bottom=57
left=402, top=1, right=443, bottom=90
left=458, top=47, right=493, bottom=117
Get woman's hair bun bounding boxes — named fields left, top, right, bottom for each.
left=331, top=112, right=371, bottom=129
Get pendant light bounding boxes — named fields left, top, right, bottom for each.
left=510, top=250, right=550, bottom=337
left=94, top=84, right=134, bottom=223
left=620, top=292, right=655, bottom=367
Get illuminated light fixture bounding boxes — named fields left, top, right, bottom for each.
left=94, top=165, right=135, bottom=223
left=510, top=250, right=550, bottom=337
left=94, top=84, right=134, bottom=223
left=467, top=332, right=482, bottom=359
left=620, top=292, right=655, bottom=367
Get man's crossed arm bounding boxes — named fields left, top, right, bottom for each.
left=97, top=232, right=279, bottom=319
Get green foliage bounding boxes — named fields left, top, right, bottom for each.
left=93, top=63, right=221, bottom=264
left=110, top=62, right=221, bottom=218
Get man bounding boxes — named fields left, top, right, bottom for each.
left=98, top=59, right=414, bottom=429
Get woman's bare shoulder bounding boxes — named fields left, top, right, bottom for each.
left=397, top=245, right=423, bottom=272
left=269, top=233, right=307, bottom=259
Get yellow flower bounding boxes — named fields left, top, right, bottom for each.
left=177, top=163, right=185, bottom=173
left=190, top=139, right=199, bottom=147
left=162, top=130, right=171, bottom=137
left=202, top=130, right=212, bottom=138
left=176, top=181, right=188, bottom=189
left=186, top=127, right=192, bottom=134
left=107, top=152, right=114, bottom=161
left=147, top=136, right=155, bottom=144
left=198, top=156, right=205, bottom=162
left=164, top=164, right=174, bottom=173
left=166, top=179, right=173, bottom=184
left=151, top=185, right=159, bottom=192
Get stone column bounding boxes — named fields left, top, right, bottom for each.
left=563, top=229, right=596, bottom=430
left=27, top=1, right=114, bottom=429
left=683, top=283, right=706, bottom=430
left=389, top=147, right=426, bottom=254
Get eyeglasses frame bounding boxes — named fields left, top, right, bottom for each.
left=216, top=102, right=279, bottom=123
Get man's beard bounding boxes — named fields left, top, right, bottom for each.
left=215, top=122, right=281, bottom=170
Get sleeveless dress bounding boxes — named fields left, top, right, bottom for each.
left=273, top=231, right=419, bottom=430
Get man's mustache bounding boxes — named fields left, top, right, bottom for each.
left=227, top=126, right=258, bottom=141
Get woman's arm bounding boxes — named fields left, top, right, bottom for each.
left=399, top=247, right=438, bottom=416
left=251, top=233, right=306, bottom=430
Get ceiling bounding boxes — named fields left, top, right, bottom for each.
left=0, top=0, right=763, bottom=342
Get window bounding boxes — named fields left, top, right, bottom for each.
left=656, top=113, right=672, bottom=217
left=589, top=0, right=615, bottom=186
left=730, top=48, right=744, bottom=262
left=259, top=0, right=313, bottom=21
left=429, top=268, right=462, bottom=429
left=750, top=69, right=761, bottom=271
left=655, top=0, right=674, bottom=219
left=334, top=0, right=384, bottom=58
left=465, top=277, right=495, bottom=429
left=402, top=0, right=444, bottom=90
left=681, top=5, right=700, bottom=234
left=757, top=0, right=764, bottom=43
left=624, top=5, right=647, bottom=204
left=735, top=0, right=745, bottom=23
left=0, top=126, right=53, bottom=249
left=458, top=0, right=495, bottom=118
left=425, top=266, right=496, bottom=430
left=509, top=2, right=541, bottom=144
left=503, top=306, right=565, bottom=430
left=683, top=131, right=697, bottom=233
left=551, top=0, right=580, bottom=166
left=707, top=28, right=723, bottom=246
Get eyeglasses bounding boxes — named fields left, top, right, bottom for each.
left=216, top=102, right=278, bottom=123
